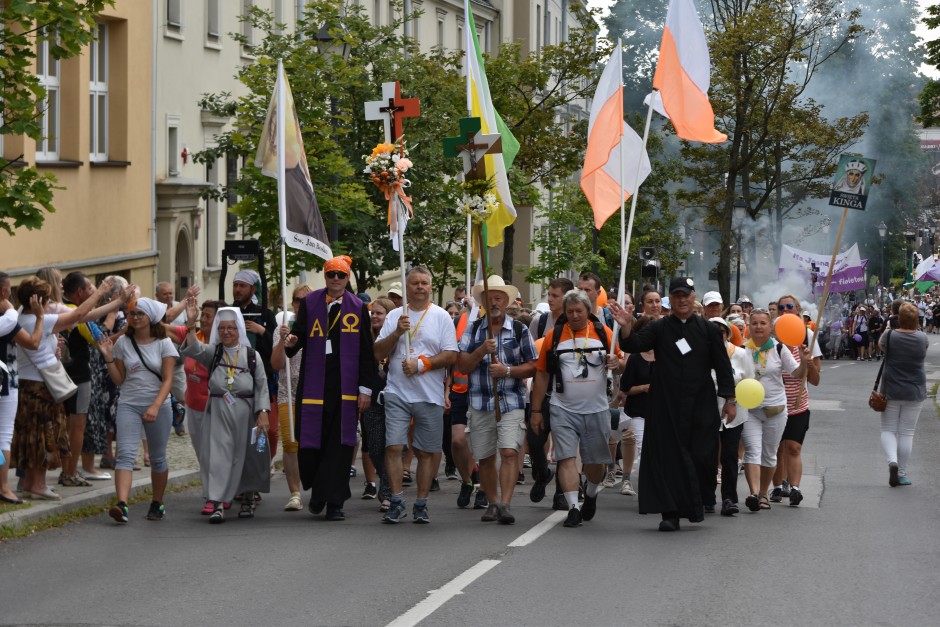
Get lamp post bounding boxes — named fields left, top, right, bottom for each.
left=877, top=221, right=887, bottom=290
left=315, top=23, right=351, bottom=243
left=904, top=230, right=916, bottom=283
left=733, top=197, right=748, bottom=302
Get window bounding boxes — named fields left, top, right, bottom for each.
left=484, top=20, right=491, bottom=53
left=89, top=23, right=108, bottom=162
left=167, top=119, right=180, bottom=177
left=167, top=0, right=182, bottom=34
left=274, top=0, right=284, bottom=34
left=36, top=34, right=60, bottom=161
left=206, top=0, right=220, bottom=45
left=545, top=10, right=551, bottom=46
left=436, top=9, right=446, bottom=49
left=241, top=0, right=254, bottom=53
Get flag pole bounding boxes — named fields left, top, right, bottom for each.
left=613, top=92, right=655, bottom=336
left=275, top=60, right=295, bottom=443
left=807, top=206, right=849, bottom=382
left=465, top=212, right=472, bottom=304
left=395, top=196, right=411, bottom=355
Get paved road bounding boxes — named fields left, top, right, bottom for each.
left=3, top=344, right=940, bottom=626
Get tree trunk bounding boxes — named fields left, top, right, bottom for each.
left=501, top=224, right=515, bottom=280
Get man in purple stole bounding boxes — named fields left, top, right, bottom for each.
left=284, top=255, right=375, bottom=520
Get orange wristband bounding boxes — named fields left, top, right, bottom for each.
left=418, top=354, right=432, bottom=374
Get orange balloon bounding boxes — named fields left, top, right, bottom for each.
left=534, top=337, right=545, bottom=355
left=775, top=314, right=807, bottom=346
left=597, top=288, right=608, bottom=308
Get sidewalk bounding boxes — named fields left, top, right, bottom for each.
left=1, top=429, right=202, bottom=533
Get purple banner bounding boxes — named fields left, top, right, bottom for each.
left=778, top=262, right=868, bottom=293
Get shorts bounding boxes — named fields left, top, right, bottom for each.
left=449, top=390, right=469, bottom=426
left=855, top=332, right=869, bottom=347
left=781, top=409, right=810, bottom=445
left=278, top=403, right=298, bottom=454
left=384, top=393, right=443, bottom=453
left=467, top=407, right=525, bottom=459
left=549, top=405, right=612, bottom=465
left=64, top=381, right=91, bottom=415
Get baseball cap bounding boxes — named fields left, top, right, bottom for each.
left=702, top=291, right=723, bottom=307
left=668, top=277, right=695, bottom=295
left=738, top=296, right=752, bottom=305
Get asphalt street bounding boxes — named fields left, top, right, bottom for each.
left=2, top=343, right=940, bottom=626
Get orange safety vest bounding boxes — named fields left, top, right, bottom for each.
left=451, top=311, right=469, bottom=394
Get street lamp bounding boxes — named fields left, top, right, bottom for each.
left=904, top=230, right=916, bottom=282
left=733, top=197, right=748, bottom=302
left=877, top=221, right=887, bottom=292
left=315, top=23, right=351, bottom=243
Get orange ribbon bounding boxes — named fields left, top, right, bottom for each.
left=384, top=180, right=414, bottom=235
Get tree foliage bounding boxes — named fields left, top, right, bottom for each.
left=0, top=0, right=114, bottom=235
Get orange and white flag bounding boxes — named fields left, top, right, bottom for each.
left=647, top=0, right=727, bottom=144
left=581, top=42, right=651, bottom=230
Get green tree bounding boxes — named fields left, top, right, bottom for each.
left=0, top=0, right=114, bottom=235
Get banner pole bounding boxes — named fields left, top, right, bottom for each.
left=808, top=206, right=849, bottom=382
left=397, top=194, right=411, bottom=355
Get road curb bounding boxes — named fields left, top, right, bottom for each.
left=0, top=469, right=200, bottom=532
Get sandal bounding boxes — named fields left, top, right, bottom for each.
left=379, top=499, right=391, bottom=513
left=209, top=504, right=224, bottom=524
left=238, top=501, right=255, bottom=519
left=759, top=494, right=771, bottom=510
left=402, top=470, right=413, bottom=485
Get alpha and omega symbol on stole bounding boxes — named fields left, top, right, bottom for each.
left=341, top=313, right=359, bottom=333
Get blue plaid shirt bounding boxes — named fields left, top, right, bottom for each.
left=458, top=316, right=538, bottom=412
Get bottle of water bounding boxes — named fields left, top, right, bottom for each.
left=256, top=430, right=267, bottom=453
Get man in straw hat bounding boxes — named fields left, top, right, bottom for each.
left=456, top=276, right=538, bottom=525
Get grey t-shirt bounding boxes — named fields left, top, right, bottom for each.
left=879, top=330, right=928, bottom=401
left=112, top=335, right=178, bottom=406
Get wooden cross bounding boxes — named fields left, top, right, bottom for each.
left=442, top=117, right=502, bottom=180
left=363, top=81, right=421, bottom=144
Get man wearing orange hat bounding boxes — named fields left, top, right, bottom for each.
left=283, top=255, right=376, bottom=521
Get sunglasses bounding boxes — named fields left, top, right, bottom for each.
left=325, top=271, right=348, bottom=280
left=127, top=311, right=147, bottom=319
left=777, top=303, right=797, bottom=312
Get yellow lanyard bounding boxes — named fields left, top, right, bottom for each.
left=327, top=301, right=342, bottom=334
left=222, top=348, right=239, bottom=390
left=408, top=305, right=432, bottom=342
left=567, top=324, right=590, bottom=365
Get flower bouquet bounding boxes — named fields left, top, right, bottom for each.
left=458, top=177, right=498, bottom=223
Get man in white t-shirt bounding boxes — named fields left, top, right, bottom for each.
left=374, top=266, right=457, bottom=524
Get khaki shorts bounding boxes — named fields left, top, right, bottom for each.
left=467, top=407, right=526, bottom=460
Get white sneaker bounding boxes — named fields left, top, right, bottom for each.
left=620, top=480, right=636, bottom=496
left=284, top=493, right=303, bottom=511
left=601, top=469, right=617, bottom=488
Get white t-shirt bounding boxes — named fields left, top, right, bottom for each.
left=112, top=335, right=178, bottom=406
left=378, top=304, right=457, bottom=406
left=15, top=314, right=60, bottom=381
left=748, top=339, right=800, bottom=407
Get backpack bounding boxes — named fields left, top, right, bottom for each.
left=536, top=312, right=549, bottom=339
left=468, top=316, right=528, bottom=348
left=544, top=312, right=610, bottom=395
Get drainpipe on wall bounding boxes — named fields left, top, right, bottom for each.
left=151, top=0, right=159, bottom=288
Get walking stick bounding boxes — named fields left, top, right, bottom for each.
left=476, top=225, right=501, bottom=423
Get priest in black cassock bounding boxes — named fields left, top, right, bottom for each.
left=609, top=277, right=736, bottom=532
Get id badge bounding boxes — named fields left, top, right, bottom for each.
left=223, top=391, right=236, bottom=407
left=188, top=374, right=201, bottom=383
left=676, top=338, right=692, bottom=355
left=325, top=339, right=333, bottom=355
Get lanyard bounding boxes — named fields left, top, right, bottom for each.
left=408, top=305, right=432, bottom=342
left=222, top=347, right=239, bottom=390
left=567, top=324, right=590, bottom=366
left=327, top=302, right=342, bottom=335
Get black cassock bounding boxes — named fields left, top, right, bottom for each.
left=620, top=314, right=735, bottom=522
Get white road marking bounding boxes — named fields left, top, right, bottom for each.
left=810, top=399, right=844, bottom=411
left=507, top=510, right=567, bottom=547
left=829, top=365, right=841, bottom=369
left=387, top=559, right=501, bottom=627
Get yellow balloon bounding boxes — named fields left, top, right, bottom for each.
left=735, top=378, right=765, bottom=410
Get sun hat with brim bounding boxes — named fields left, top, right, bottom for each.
left=472, top=275, right=519, bottom=303
left=709, top=316, right=731, bottom=331
left=387, top=282, right=402, bottom=297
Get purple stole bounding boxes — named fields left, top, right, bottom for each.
left=299, top=289, right=363, bottom=448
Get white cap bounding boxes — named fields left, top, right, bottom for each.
left=702, top=291, right=723, bottom=307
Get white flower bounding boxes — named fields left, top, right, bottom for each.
left=392, top=154, right=400, bottom=162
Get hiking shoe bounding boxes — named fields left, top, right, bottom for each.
left=769, top=487, right=783, bottom=503
left=889, top=463, right=900, bottom=487
left=109, top=502, right=129, bottom=524
left=497, top=503, right=515, bottom=525
left=473, top=489, right=488, bottom=510
left=457, top=482, right=474, bottom=508
left=789, top=486, right=804, bottom=507
left=412, top=503, right=430, bottom=524
left=620, top=480, right=636, bottom=496
left=780, top=480, right=791, bottom=497
left=284, top=493, right=303, bottom=511
left=481, top=502, right=499, bottom=522
left=383, top=501, right=408, bottom=524
left=601, top=469, right=617, bottom=488
left=362, top=483, right=378, bottom=499
left=516, top=471, right=525, bottom=485
left=720, top=499, right=736, bottom=517
left=445, top=465, right=459, bottom=480
left=430, top=478, right=441, bottom=492
left=563, top=507, right=582, bottom=528
left=581, top=494, right=597, bottom=521
left=146, top=501, right=165, bottom=521
left=552, top=492, right=568, bottom=511
left=530, top=467, right=554, bottom=503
